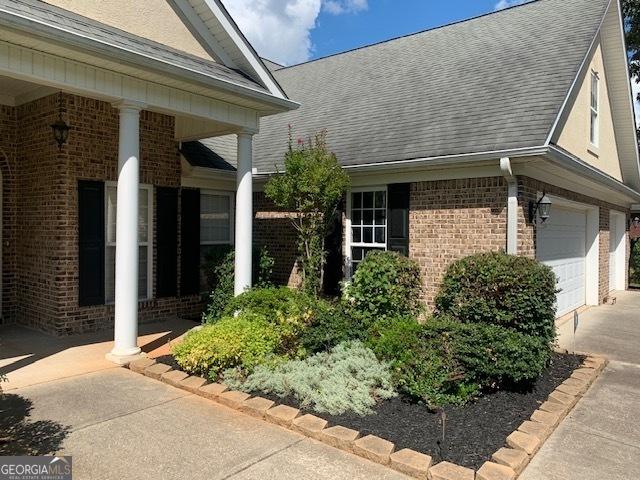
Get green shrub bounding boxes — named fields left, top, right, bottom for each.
left=630, top=239, right=640, bottom=286
left=435, top=252, right=557, bottom=345
left=445, top=320, right=550, bottom=386
left=172, top=313, right=282, bottom=377
left=369, top=316, right=550, bottom=407
left=368, top=317, right=476, bottom=407
left=202, top=247, right=275, bottom=323
left=299, top=302, right=367, bottom=353
left=344, top=251, right=423, bottom=323
left=224, top=341, right=396, bottom=416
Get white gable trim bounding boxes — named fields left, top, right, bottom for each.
left=172, top=0, right=289, bottom=100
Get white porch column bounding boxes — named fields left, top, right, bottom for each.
left=234, top=131, right=254, bottom=295
left=107, top=101, right=144, bottom=364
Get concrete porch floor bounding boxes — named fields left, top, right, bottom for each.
left=0, top=317, right=195, bottom=391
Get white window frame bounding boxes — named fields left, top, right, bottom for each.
left=104, top=182, right=154, bottom=303
left=590, top=70, right=600, bottom=147
left=199, top=189, right=235, bottom=247
left=345, top=186, right=388, bottom=278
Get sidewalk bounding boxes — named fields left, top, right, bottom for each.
left=520, top=291, right=640, bottom=480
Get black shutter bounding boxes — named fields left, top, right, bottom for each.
left=180, top=188, right=200, bottom=295
left=156, top=187, right=178, bottom=297
left=323, top=200, right=344, bottom=296
left=78, top=180, right=105, bottom=306
left=387, top=183, right=410, bottom=256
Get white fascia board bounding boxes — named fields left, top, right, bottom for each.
left=193, top=0, right=291, bottom=101
left=547, top=145, right=640, bottom=202
left=0, top=10, right=298, bottom=113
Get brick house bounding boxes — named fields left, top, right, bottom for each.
left=1, top=0, right=639, bottom=363
left=188, top=0, right=640, bottom=318
left=0, top=0, right=298, bottom=362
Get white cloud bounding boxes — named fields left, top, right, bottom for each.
left=494, top=0, right=528, bottom=10
left=224, top=0, right=368, bottom=66
left=323, top=0, right=368, bottom=15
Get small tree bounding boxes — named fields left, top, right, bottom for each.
left=265, top=130, right=350, bottom=296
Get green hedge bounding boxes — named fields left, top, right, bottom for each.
left=435, top=252, right=557, bottom=345
left=369, top=316, right=550, bottom=407
left=345, top=251, right=423, bottom=322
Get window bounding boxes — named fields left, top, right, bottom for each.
left=105, top=184, right=153, bottom=303
left=590, top=71, right=599, bottom=146
left=200, top=191, right=234, bottom=291
left=348, top=188, right=387, bottom=273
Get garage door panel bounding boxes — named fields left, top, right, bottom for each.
left=537, top=207, right=587, bottom=317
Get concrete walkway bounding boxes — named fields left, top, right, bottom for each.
left=3, top=369, right=407, bottom=479
left=520, top=290, right=640, bottom=480
left=0, top=318, right=194, bottom=391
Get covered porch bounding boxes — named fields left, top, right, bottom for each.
left=0, top=0, right=296, bottom=363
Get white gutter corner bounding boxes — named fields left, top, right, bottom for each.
left=500, top=157, right=518, bottom=255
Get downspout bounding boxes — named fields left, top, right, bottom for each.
left=500, top=157, right=518, bottom=255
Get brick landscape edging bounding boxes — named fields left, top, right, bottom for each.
left=128, top=355, right=607, bottom=479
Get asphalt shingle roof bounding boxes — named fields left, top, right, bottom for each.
left=251, top=0, right=610, bottom=172
left=0, top=0, right=267, bottom=93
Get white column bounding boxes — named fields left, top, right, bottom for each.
left=107, top=102, right=144, bottom=364
left=234, top=131, right=254, bottom=296
left=500, top=157, right=518, bottom=255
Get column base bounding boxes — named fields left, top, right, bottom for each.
left=106, top=349, right=145, bottom=366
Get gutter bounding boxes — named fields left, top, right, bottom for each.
left=0, top=10, right=299, bottom=114
left=547, top=145, right=640, bottom=202
left=500, top=157, right=518, bottom=255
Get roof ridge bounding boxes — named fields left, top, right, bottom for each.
left=278, top=0, right=543, bottom=71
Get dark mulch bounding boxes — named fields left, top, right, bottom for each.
left=257, top=353, right=583, bottom=470
left=157, top=352, right=582, bottom=470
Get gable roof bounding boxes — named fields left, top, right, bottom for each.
left=0, top=0, right=267, bottom=93
left=252, top=0, right=617, bottom=173
left=167, top=0, right=289, bottom=99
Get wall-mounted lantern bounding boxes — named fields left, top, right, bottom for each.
left=50, top=92, right=70, bottom=151
left=529, top=192, right=552, bottom=224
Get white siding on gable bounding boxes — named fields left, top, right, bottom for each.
left=42, top=0, right=214, bottom=61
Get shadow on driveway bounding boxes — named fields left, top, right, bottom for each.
left=0, top=393, right=69, bottom=455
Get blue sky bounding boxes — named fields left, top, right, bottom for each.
left=310, top=1, right=519, bottom=61
left=225, top=0, right=528, bottom=66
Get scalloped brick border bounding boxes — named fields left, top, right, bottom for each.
left=127, top=355, right=606, bottom=480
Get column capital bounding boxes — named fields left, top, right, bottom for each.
left=237, top=128, right=258, bottom=137
left=112, top=99, right=147, bottom=112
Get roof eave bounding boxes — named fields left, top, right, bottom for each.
left=0, top=11, right=299, bottom=113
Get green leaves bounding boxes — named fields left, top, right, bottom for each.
left=265, top=130, right=350, bottom=296
left=435, top=252, right=557, bottom=347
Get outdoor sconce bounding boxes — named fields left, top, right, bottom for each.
left=50, top=92, right=70, bottom=151
left=529, top=192, right=552, bottom=224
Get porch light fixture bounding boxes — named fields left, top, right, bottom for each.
left=529, top=192, right=552, bottom=224
left=50, top=92, right=70, bottom=151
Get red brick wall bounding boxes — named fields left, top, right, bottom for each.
left=253, top=192, right=301, bottom=288
left=409, top=177, right=508, bottom=305
left=12, top=93, right=201, bottom=335
left=0, top=105, right=17, bottom=325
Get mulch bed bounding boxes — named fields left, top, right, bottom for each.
left=157, top=352, right=582, bottom=470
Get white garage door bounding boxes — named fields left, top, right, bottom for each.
left=537, top=206, right=587, bottom=317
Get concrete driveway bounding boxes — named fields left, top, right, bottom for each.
left=521, top=290, right=640, bottom=480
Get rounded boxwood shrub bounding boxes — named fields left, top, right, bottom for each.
left=299, top=302, right=367, bottom=353
left=345, top=251, right=423, bottom=322
left=435, top=252, right=557, bottom=345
